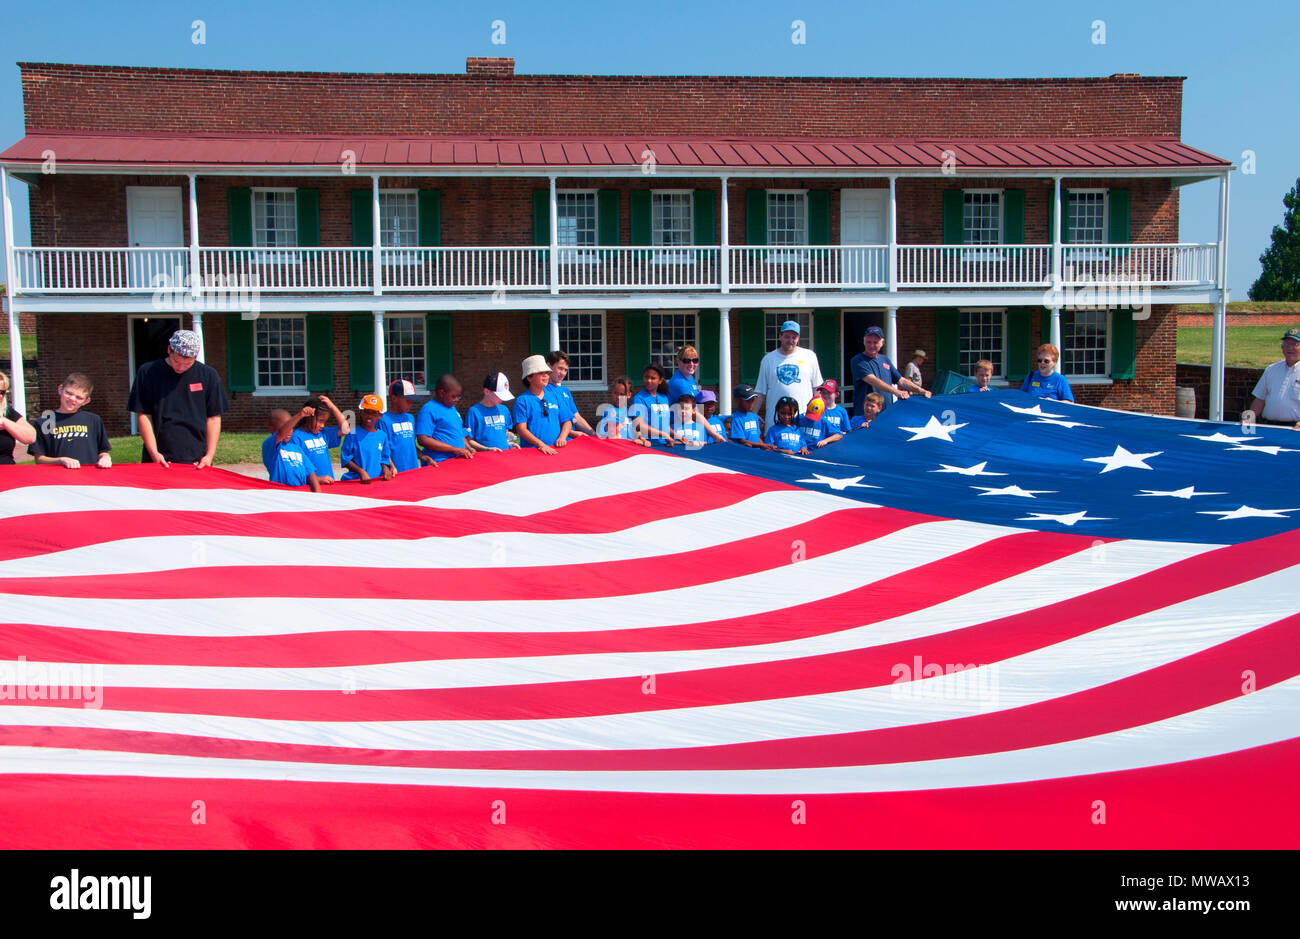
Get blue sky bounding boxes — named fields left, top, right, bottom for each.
left=0, top=0, right=1294, bottom=295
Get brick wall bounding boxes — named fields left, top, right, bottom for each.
left=1175, top=363, right=1265, bottom=421
left=21, top=63, right=1183, bottom=137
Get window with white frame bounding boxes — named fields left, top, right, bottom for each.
left=652, top=192, right=693, bottom=246
left=1061, top=310, right=1108, bottom=377
left=650, top=312, right=698, bottom=368
left=959, top=310, right=1005, bottom=377
left=385, top=315, right=427, bottom=389
left=963, top=191, right=1002, bottom=245
left=557, top=192, right=598, bottom=247
left=255, top=316, right=307, bottom=390
left=558, top=312, right=605, bottom=385
left=253, top=190, right=297, bottom=248
left=764, top=311, right=812, bottom=350
left=767, top=192, right=809, bottom=247
left=1067, top=190, right=1107, bottom=244
left=380, top=191, right=419, bottom=249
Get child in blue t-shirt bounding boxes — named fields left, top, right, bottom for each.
left=340, top=394, right=395, bottom=482
left=546, top=351, right=594, bottom=436
left=728, top=383, right=776, bottom=450
left=513, top=355, right=572, bottom=453
left=673, top=394, right=712, bottom=447
left=764, top=397, right=810, bottom=455
left=289, top=394, right=348, bottom=483
left=968, top=360, right=994, bottom=393
left=630, top=364, right=676, bottom=446
left=800, top=400, right=844, bottom=450
left=696, top=390, right=728, bottom=444
left=466, top=372, right=518, bottom=451
left=816, top=380, right=852, bottom=437
left=262, top=407, right=321, bottom=491
left=595, top=377, right=652, bottom=446
left=378, top=379, right=429, bottom=472
left=849, top=392, right=885, bottom=431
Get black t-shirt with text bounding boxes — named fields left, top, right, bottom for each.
left=127, top=359, right=229, bottom=463
left=30, top=409, right=111, bottom=464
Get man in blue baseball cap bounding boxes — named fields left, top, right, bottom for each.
left=850, top=325, right=929, bottom=419
left=1247, top=326, right=1300, bottom=429
left=753, top=319, right=824, bottom=428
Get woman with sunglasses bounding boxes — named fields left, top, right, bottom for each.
left=1020, top=344, right=1075, bottom=401
left=666, top=345, right=702, bottom=403
left=513, top=355, right=572, bottom=455
left=0, top=371, right=37, bottom=465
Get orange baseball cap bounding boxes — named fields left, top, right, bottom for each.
left=358, top=394, right=384, bottom=412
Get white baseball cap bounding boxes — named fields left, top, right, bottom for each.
left=484, top=371, right=514, bottom=401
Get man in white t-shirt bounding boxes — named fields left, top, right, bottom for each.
left=754, top=320, right=823, bottom=428
left=1248, top=326, right=1300, bottom=430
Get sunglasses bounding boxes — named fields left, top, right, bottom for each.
left=680, top=358, right=699, bottom=364
left=541, top=401, right=551, bottom=416
left=1037, top=357, right=1054, bottom=363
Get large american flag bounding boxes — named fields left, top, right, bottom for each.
left=0, top=390, right=1296, bottom=848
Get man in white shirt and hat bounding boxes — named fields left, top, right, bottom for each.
left=1248, top=326, right=1300, bottom=430
left=753, top=320, right=823, bottom=428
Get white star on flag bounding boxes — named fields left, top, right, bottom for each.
left=1017, top=510, right=1113, bottom=526
left=1136, top=486, right=1228, bottom=499
left=1028, top=418, right=1099, bottom=429
left=1083, top=445, right=1163, bottom=473
left=972, top=484, right=1056, bottom=498
left=898, top=416, right=968, bottom=442
left=1197, top=505, right=1300, bottom=520
left=1001, top=403, right=1068, bottom=418
left=796, top=473, right=880, bottom=491
left=931, top=462, right=1006, bottom=477
left=1181, top=432, right=1261, bottom=443
left=1225, top=444, right=1300, bottom=455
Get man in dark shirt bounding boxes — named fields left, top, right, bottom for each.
left=127, top=329, right=229, bottom=467
left=850, top=326, right=930, bottom=418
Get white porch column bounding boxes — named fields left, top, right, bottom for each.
left=371, top=175, right=382, bottom=296
left=718, top=307, right=733, bottom=405
left=1, top=166, right=24, bottom=415
left=548, top=308, right=560, bottom=353
left=887, top=176, right=898, bottom=292
left=187, top=173, right=201, bottom=299
left=719, top=176, right=730, bottom=294
left=373, top=311, right=387, bottom=402
left=1050, top=307, right=1061, bottom=354
left=1051, top=176, right=1063, bottom=291
left=1210, top=171, right=1230, bottom=422
left=548, top=176, right=559, bottom=295
left=191, top=311, right=205, bottom=363
left=886, top=306, right=899, bottom=365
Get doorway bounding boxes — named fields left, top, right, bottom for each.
left=842, top=309, right=886, bottom=411
left=127, top=315, right=182, bottom=434
left=126, top=186, right=184, bottom=289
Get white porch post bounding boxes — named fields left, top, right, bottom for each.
left=1210, top=171, right=1230, bottom=422
left=187, top=173, right=201, bottom=300
left=371, top=175, right=382, bottom=296
left=1051, top=176, right=1063, bottom=292
left=548, top=308, right=560, bottom=354
left=1, top=166, right=24, bottom=415
left=548, top=176, right=559, bottom=295
left=1050, top=307, right=1061, bottom=354
left=191, top=311, right=205, bottom=363
left=719, top=176, right=730, bottom=294
left=886, top=306, right=898, bottom=365
left=887, top=176, right=898, bottom=293
left=718, top=307, right=733, bottom=405
left=373, top=311, right=387, bottom=404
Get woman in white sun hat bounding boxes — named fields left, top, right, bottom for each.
left=512, top=354, right=572, bottom=454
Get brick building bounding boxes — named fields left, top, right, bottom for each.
left=0, top=58, right=1232, bottom=434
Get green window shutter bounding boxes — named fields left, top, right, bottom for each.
left=1111, top=309, right=1137, bottom=380
left=624, top=311, right=650, bottom=378
left=225, top=314, right=255, bottom=392
left=1047, top=193, right=1054, bottom=245
left=1006, top=308, right=1033, bottom=383
left=351, top=190, right=373, bottom=247
left=629, top=191, right=652, bottom=246
left=934, top=310, right=961, bottom=374
left=1003, top=189, right=1025, bottom=244
left=1107, top=189, right=1130, bottom=244
left=348, top=315, right=375, bottom=392
left=698, top=310, right=720, bottom=385
left=809, top=190, right=831, bottom=245
left=528, top=312, right=550, bottom=357
left=532, top=189, right=550, bottom=246
left=296, top=189, right=320, bottom=247
left=425, top=313, right=452, bottom=385
left=693, top=190, right=715, bottom=245
left=812, top=309, right=839, bottom=386
left=1043, top=307, right=1053, bottom=346
left=597, top=189, right=620, bottom=246
left=306, top=315, right=333, bottom=390
left=1061, top=192, right=1073, bottom=245
left=942, top=190, right=964, bottom=245
left=745, top=190, right=767, bottom=246
left=738, top=309, right=765, bottom=383
left=227, top=188, right=253, bottom=247
left=418, top=190, right=441, bottom=247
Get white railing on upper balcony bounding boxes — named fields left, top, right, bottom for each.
left=729, top=246, right=888, bottom=289
left=1061, top=243, right=1218, bottom=286
left=383, top=246, right=550, bottom=291
left=199, top=247, right=372, bottom=291
left=555, top=246, right=720, bottom=289
left=12, top=246, right=191, bottom=293
left=897, top=245, right=1053, bottom=288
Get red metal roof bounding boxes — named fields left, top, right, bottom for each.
left=0, top=131, right=1229, bottom=172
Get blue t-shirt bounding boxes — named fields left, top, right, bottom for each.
left=549, top=383, right=580, bottom=427
left=339, top=426, right=391, bottom=480
left=378, top=412, right=420, bottom=472
left=799, top=415, right=833, bottom=447
left=967, top=384, right=993, bottom=393
left=513, top=390, right=563, bottom=447
left=667, top=370, right=700, bottom=402
left=821, top=405, right=850, bottom=436
left=290, top=426, right=340, bottom=479
left=262, top=434, right=315, bottom=487
left=765, top=423, right=806, bottom=453
left=415, top=399, right=469, bottom=462
left=729, top=411, right=762, bottom=442
left=851, top=352, right=902, bottom=416
left=1020, top=371, right=1075, bottom=401
left=707, top=415, right=728, bottom=439
left=677, top=421, right=708, bottom=446
left=631, top=389, right=672, bottom=443
left=466, top=402, right=513, bottom=450
left=595, top=404, right=636, bottom=441
left=850, top=415, right=871, bottom=431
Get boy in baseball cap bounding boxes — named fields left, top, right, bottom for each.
left=466, top=372, right=518, bottom=451
left=727, top=383, right=774, bottom=450
left=816, top=379, right=851, bottom=437
left=340, top=393, right=395, bottom=482
left=379, top=379, right=428, bottom=472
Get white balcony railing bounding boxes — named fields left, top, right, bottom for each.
left=9, top=243, right=1221, bottom=295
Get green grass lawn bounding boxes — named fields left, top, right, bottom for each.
left=0, top=333, right=37, bottom=358
left=107, top=432, right=266, bottom=464
left=1176, top=325, right=1289, bottom=368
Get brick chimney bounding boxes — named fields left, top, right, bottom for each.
left=466, top=57, right=515, bottom=77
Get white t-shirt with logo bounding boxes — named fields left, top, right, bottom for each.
left=754, top=346, right=824, bottom=427
left=1251, top=359, right=1300, bottom=423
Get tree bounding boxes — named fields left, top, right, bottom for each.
left=1249, top=178, right=1300, bottom=301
